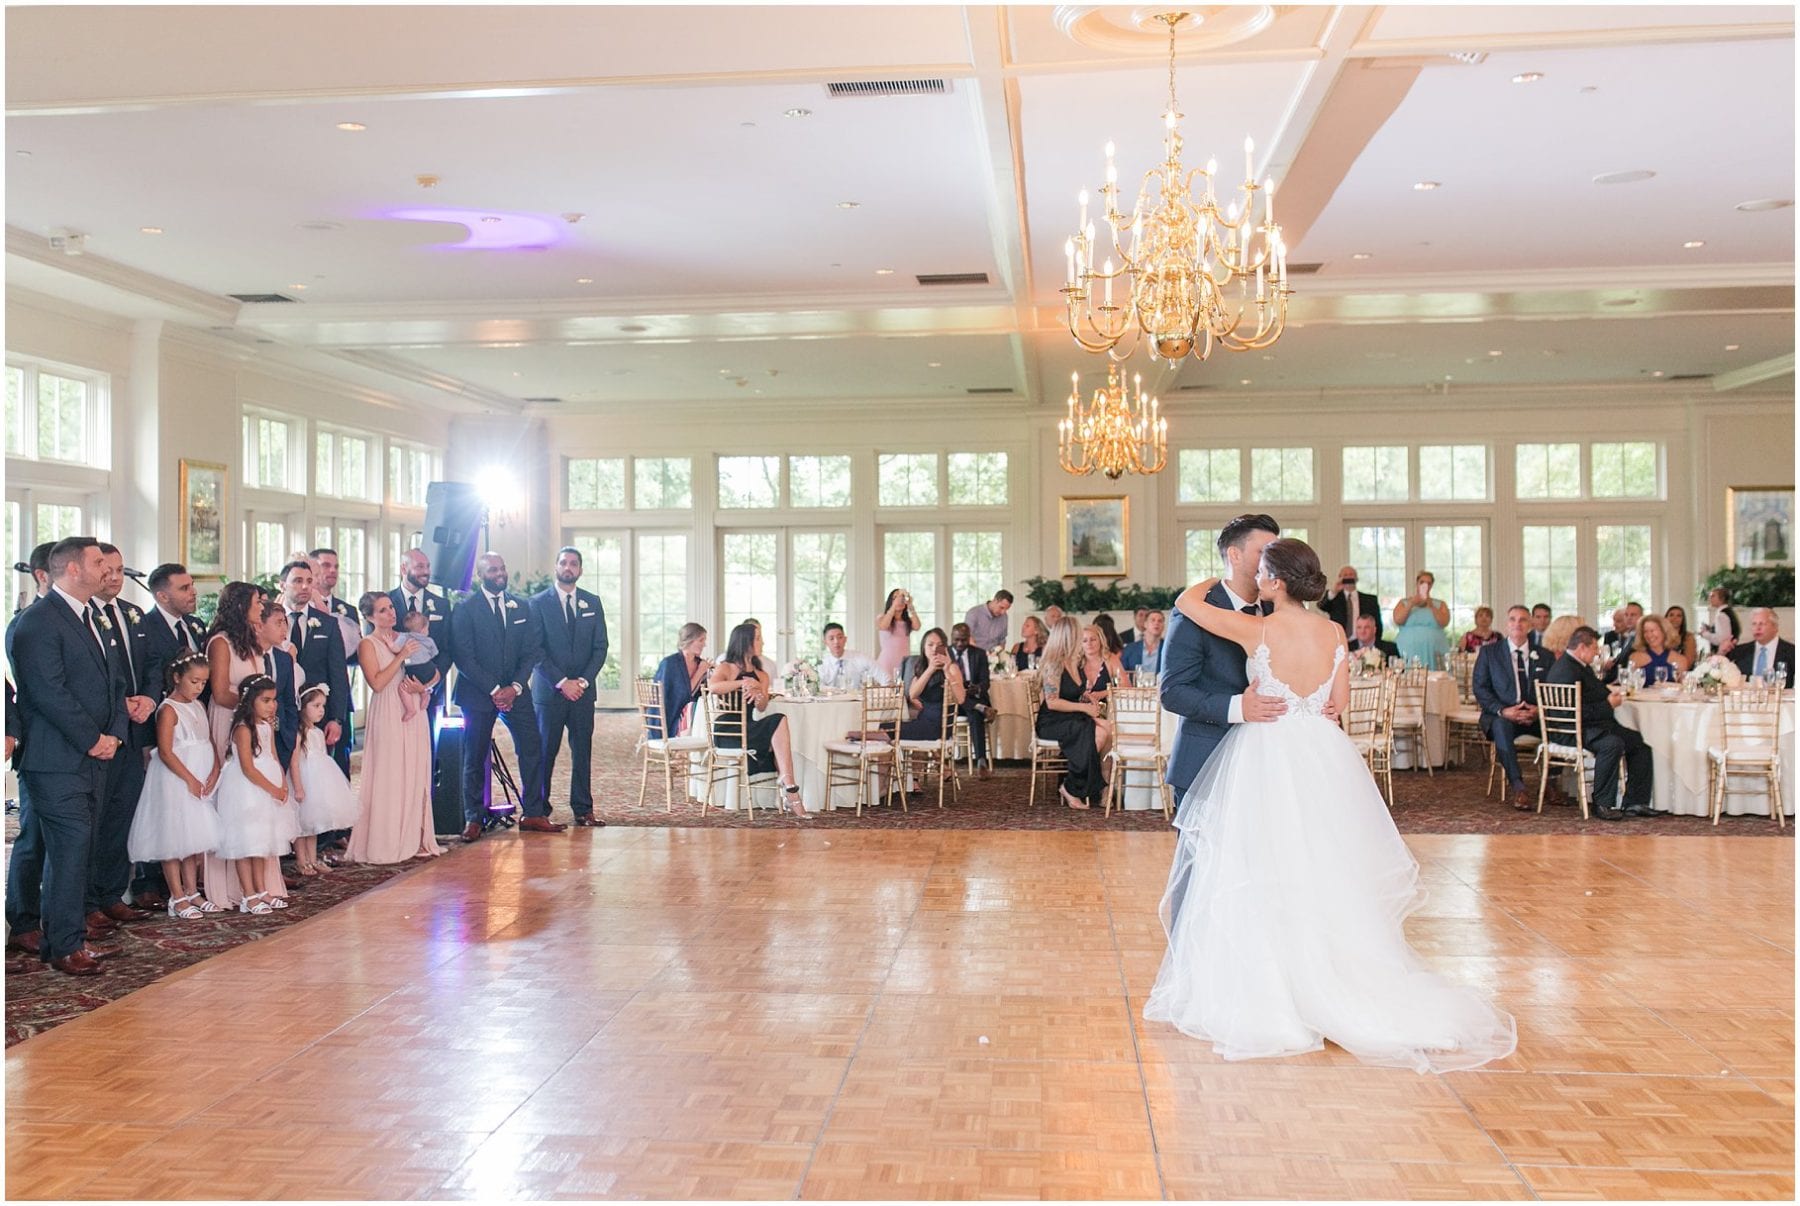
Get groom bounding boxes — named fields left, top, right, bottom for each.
left=1161, top=513, right=1288, bottom=803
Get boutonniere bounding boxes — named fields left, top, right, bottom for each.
left=505, top=599, right=519, bottom=610
left=95, top=612, right=114, bottom=631
left=307, top=616, right=323, bottom=629
left=124, top=605, right=140, bottom=623
left=577, top=601, right=591, bottom=613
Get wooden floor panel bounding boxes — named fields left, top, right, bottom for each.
left=5, top=829, right=1792, bottom=1200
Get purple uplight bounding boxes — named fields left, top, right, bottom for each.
left=385, top=208, right=562, bottom=250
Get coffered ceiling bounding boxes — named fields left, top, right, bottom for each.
left=6, top=5, right=1794, bottom=412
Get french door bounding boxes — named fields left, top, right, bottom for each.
left=719, top=528, right=850, bottom=667
left=1342, top=520, right=1487, bottom=632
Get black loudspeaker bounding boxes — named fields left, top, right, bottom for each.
left=421, top=480, right=482, bottom=593
left=431, top=715, right=467, bottom=836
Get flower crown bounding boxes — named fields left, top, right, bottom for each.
left=299, top=683, right=331, bottom=701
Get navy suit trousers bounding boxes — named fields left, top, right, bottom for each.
left=536, top=690, right=596, bottom=815
left=22, top=765, right=107, bottom=960
left=460, top=698, right=547, bottom=823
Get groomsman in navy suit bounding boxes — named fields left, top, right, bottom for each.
left=309, top=548, right=363, bottom=776
left=275, top=560, right=350, bottom=762
left=4, top=543, right=54, bottom=954
left=389, top=547, right=453, bottom=728
left=530, top=547, right=609, bottom=826
left=85, top=545, right=157, bottom=929
left=141, top=563, right=210, bottom=690
left=11, top=538, right=128, bottom=975
left=449, top=552, right=555, bottom=842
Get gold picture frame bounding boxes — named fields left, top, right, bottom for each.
left=1059, top=495, right=1129, bottom=577
left=1728, top=486, right=1794, bottom=568
left=178, top=459, right=228, bottom=578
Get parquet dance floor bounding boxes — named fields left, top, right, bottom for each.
left=6, top=829, right=1793, bottom=1200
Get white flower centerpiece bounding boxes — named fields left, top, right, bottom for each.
left=1684, top=655, right=1745, bottom=695
left=992, top=645, right=1013, bottom=677
left=1351, top=646, right=1386, bottom=677
left=783, top=659, right=820, bottom=698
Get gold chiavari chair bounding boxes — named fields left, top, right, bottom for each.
left=823, top=683, right=906, bottom=816
left=898, top=696, right=962, bottom=810
left=1026, top=675, right=1070, bottom=808
left=1344, top=675, right=1396, bottom=806
left=1101, top=684, right=1171, bottom=819
left=951, top=710, right=976, bottom=775
left=1445, top=651, right=1486, bottom=768
left=700, top=686, right=772, bottom=817
left=1709, top=689, right=1785, bottom=827
left=634, top=677, right=709, bottom=811
left=1532, top=681, right=1593, bottom=820
left=1391, top=665, right=1431, bottom=776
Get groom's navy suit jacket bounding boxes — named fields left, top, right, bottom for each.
left=1160, top=584, right=1270, bottom=795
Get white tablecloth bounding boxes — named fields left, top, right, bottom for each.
left=1615, top=694, right=1795, bottom=817
left=686, top=694, right=870, bottom=812
left=988, top=674, right=1036, bottom=761
left=1389, top=672, right=1458, bottom=770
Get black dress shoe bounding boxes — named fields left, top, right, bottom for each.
left=571, top=814, right=606, bottom=828
left=461, top=822, right=483, bottom=843
left=1594, top=808, right=1626, bottom=822
left=1624, top=805, right=1657, bottom=817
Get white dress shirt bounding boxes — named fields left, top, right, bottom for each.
left=53, top=584, right=105, bottom=659
left=1221, top=581, right=1259, bottom=725
left=156, top=603, right=199, bottom=653
left=820, top=650, right=884, bottom=690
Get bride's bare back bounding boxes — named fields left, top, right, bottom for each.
left=1236, top=608, right=1345, bottom=700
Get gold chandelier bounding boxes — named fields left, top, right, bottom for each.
left=1058, top=362, right=1167, bottom=479
left=1061, top=11, right=1291, bottom=362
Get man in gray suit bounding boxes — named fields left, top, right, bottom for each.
left=1160, top=513, right=1291, bottom=801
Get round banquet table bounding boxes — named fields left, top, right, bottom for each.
left=1389, top=672, right=1459, bottom=770
left=1614, top=691, right=1795, bottom=817
left=685, top=692, right=870, bottom=812
left=988, top=673, right=1036, bottom=761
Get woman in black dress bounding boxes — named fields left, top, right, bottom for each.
left=898, top=627, right=966, bottom=740
left=1035, top=617, right=1106, bottom=809
left=1077, top=623, right=1117, bottom=758
left=707, top=622, right=808, bottom=818
left=1012, top=616, right=1048, bottom=670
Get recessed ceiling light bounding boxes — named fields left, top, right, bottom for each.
left=740, top=121, right=757, bottom=128
left=288, top=283, right=306, bottom=291
left=783, top=107, right=812, bottom=118
left=1650, top=370, right=1664, bottom=377
left=512, top=371, right=521, bottom=378
left=875, top=268, right=895, bottom=275
left=575, top=277, right=593, bottom=284
left=1580, top=85, right=1599, bottom=94
left=1350, top=252, right=1372, bottom=260
left=927, top=362, right=942, bottom=368
left=837, top=201, right=860, bottom=209
left=1602, top=297, right=1639, bottom=308
left=1735, top=198, right=1794, bottom=212
left=1413, top=181, right=1441, bottom=191
left=1487, top=350, right=1503, bottom=357
left=1726, top=344, right=1741, bottom=351
left=479, top=216, right=502, bottom=224
left=1239, top=378, right=1252, bottom=386
left=1683, top=240, right=1706, bottom=248
left=1511, top=72, right=1544, bottom=84
left=1592, top=169, right=1656, bottom=185
left=619, top=323, right=649, bottom=333
left=335, top=122, right=366, bottom=132
left=139, top=226, right=163, bottom=235
left=298, top=221, right=344, bottom=232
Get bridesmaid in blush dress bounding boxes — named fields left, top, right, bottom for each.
left=876, top=587, right=919, bottom=682
left=348, top=592, right=442, bottom=864
left=202, top=583, right=285, bottom=910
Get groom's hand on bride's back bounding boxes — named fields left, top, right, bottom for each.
left=1241, top=679, right=1287, bottom=722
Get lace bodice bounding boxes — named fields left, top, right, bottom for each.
left=1246, top=642, right=1344, bottom=719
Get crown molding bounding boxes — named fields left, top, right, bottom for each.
left=4, top=226, right=239, bottom=325
left=1353, top=21, right=1795, bottom=58
left=4, top=284, right=137, bottom=333
left=324, top=350, right=523, bottom=415
left=1287, top=263, right=1797, bottom=298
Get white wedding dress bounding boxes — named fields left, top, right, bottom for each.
left=1144, top=640, right=1517, bottom=1072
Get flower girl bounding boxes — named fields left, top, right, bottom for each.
left=289, top=684, right=359, bottom=875
left=212, top=675, right=301, bottom=915
left=127, top=652, right=223, bottom=919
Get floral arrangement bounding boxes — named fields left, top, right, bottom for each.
left=1351, top=646, right=1387, bottom=676
left=991, top=645, right=1013, bottom=675
left=782, top=659, right=820, bottom=696
left=1684, top=655, right=1745, bottom=693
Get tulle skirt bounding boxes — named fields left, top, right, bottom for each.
left=1143, top=714, right=1516, bottom=1073
left=127, top=740, right=222, bottom=862
left=292, top=747, right=360, bottom=835
left=214, top=757, right=302, bottom=860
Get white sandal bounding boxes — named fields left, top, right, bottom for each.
left=267, top=895, right=289, bottom=910
left=195, top=896, right=222, bottom=913
left=168, top=894, right=204, bottom=920
left=238, top=892, right=272, bottom=915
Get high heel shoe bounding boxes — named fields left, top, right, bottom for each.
left=781, top=782, right=810, bottom=819
left=1060, top=786, right=1090, bottom=810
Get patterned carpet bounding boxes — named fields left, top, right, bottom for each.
left=4, top=710, right=1786, bottom=1044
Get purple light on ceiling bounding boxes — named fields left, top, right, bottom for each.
left=385, top=208, right=562, bottom=250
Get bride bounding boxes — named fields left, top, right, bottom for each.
left=1144, top=537, right=1516, bottom=1073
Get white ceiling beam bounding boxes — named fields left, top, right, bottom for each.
left=1713, top=353, right=1797, bottom=392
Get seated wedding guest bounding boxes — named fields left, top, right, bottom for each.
left=1043, top=604, right=1066, bottom=630
left=1076, top=624, right=1117, bottom=754
left=1121, top=608, right=1167, bottom=675
left=1728, top=608, right=1795, bottom=686
left=1702, top=586, right=1741, bottom=654
left=949, top=623, right=993, bottom=776
left=1546, top=626, right=1655, bottom=819
left=1323, top=565, right=1382, bottom=640
left=1529, top=603, right=1553, bottom=651
left=1012, top=616, right=1048, bottom=670
left=1604, top=602, right=1642, bottom=658
left=899, top=627, right=966, bottom=742
left=1474, top=606, right=1553, bottom=811
left=1349, top=613, right=1399, bottom=660
left=652, top=623, right=712, bottom=738
left=1663, top=606, right=1699, bottom=667
left=1460, top=606, right=1502, bottom=653
left=875, top=590, right=920, bottom=682
left=818, top=622, right=885, bottom=690
left=1121, top=607, right=1149, bottom=646
left=1093, top=613, right=1126, bottom=663
left=1541, top=615, right=1581, bottom=659
left=740, top=617, right=779, bottom=680
left=1628, top=615, right=1689, bottom=683
left=1393, top=571, right=1450, bottom=669
left=1034, top=616, right=1106, bottom=810
left=708, top=622, right=808, bottom=818
left=962, top=589, right=1013, bottom=652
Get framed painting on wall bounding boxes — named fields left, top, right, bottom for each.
left=179, top=459, right=228, bottom=578
left=1729, top=487, right=1794, bottom=568
left=1060, top=495, right=1128, bottom=577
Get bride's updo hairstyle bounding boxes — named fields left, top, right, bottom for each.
left=1259, top=539, right=1329, bottom=603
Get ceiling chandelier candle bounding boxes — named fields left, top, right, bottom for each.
left=1061, top=11, right=1291, bottom=362
left=1058, top=363, right=1167, bottom=480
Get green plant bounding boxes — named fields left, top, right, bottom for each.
left=1699, top=565, right=1795, bottom=608
left=1021, top=575, right=1181, bottom=612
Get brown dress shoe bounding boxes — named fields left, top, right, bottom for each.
left=6, top=930, right=42, bottom=956
left=518, top=816, right=569, bottom=833
left=101, top=902, right=149, bottom=924
left=1508, top=788, right=1535, bottom=812
left=461, top=822, right=483, bottom=843
left=78, top=944, right=120, bottom=962
left=133, top=891, right=168, bottom=911
left=84, top=920, right=114, bottom=941
left=84, top=909, right=118, bottom=932
left=50, top=950, right=104, bottom=976
left=571, top=814, right=606, bottom=828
